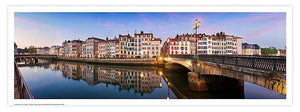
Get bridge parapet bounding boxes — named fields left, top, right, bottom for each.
left=167, top=55, right=286, bottom=72
left=15, top=54, right=57, bottom=58
left=14, top=62, right=34, bottom=99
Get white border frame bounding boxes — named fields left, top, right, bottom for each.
left=8, top=5, right=293, bottom=106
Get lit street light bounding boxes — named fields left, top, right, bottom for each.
left=193, top=19, right=201, bottom=62
left=193, top=19, right=201, bottom=35
left=193, top=19, right=201, bottom=55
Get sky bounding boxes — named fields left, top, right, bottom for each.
left=14, top=12, right=286, bottom=49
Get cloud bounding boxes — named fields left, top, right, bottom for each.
left=244, top=22, right=284, bottom=41
left=15, top=17, right=65, bottom=47
left=15, top=17, right=64, bottom=39
left=166, top=13, right=204, bottom=22
left=232, top=13, right=286, bottom=24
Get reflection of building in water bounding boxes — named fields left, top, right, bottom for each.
left=56, top=62, right=161, bottom=95
left=60, top=63, right=82, bottom=81
left=188, top=72, right=244, bottom=91
left=97, top=68, right=161, bottom=94
left=49, top=63, right=60, bottom=71
left=80, top=65, right=98, bottom=85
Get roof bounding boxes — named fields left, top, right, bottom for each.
left=134, top=31, right=153, bottom=36
left=242, top=43, right=260, bottom=49
left=119, top=34, right=131, bottom=37
left=87, top=37, right=105, bottom=41
left=151, top=38, right=162, bottom=41
left=107, top=39, right=119, bottom=42
left=71, top=39, right=83, bottom=43
left=173, top=32, right=242, bottom=41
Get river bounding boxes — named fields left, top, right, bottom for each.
left=16, top=59, right=286, bottom=99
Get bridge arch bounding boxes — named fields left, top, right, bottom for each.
left=165, top=58, right=193, bottom=71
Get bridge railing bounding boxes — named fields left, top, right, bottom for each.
left=15, top=54, right=57, bottom=57
left=168, top=55, right=286, bottom=72
left=14, top=62, right=34, bottom=99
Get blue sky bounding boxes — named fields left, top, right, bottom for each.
left=14, top=12, right=286, bottom=49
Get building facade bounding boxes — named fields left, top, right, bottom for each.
left=58, top=47, right=64, bottom=56
left=36, top=47, right=50, bottom=54
left=63, top=39, right=83, bottom=58
left=242, top=43, right=261, bottom=55
left=98, top=31, right=161, bottom=58
left=105, top=38, right=119, bottom=58
left=118, top=34, right=130, bottom=58
left=98, top=40, right=106, bottom=58
left=59, top=31, right=161, bottom=58
left=14, top=42, right=18, bottom=54
left=130, top=31, right=161, bottom=58
left=49, top=45, right=61, bottom=55
left=161, top=32, right=243, bottom=55
left=82, top=37, right=104, bottom=58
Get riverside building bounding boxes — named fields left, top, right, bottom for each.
left=161, top=32, right=243, bottom=55
left=60, top=31, right=161, bottom=58
left=242, top=43, right=261, bottom=55
left=49, top=45, right=61, bottom=56
left=128, top=31, right=161, bottom=58
left=82, top=37, right=105, bottom=58
left=62, top=39, right=83, bottom=58
left=105, top=38, right=119, bottom=58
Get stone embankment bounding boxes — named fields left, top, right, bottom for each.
left=56, top=57, right=164, bottom=66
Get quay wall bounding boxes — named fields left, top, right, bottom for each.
left=56, top=57, right=161, bottom=66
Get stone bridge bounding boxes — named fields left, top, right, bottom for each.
left=164, top=55, right=286, bottom=73
left=163, top=55, right=286, bottom=95
left=15, top=54, right=57, bottom=62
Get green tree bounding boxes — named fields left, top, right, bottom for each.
left=261, top=47, right=277, bottom=54
left=28, top=46, right=36, bottom=54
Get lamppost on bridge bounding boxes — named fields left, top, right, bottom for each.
left=192, top=19, right=201, bottom=68
left=193, top=19, right=201, bottom=55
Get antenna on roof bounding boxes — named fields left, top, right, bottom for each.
left=134, top=29, right=136, bottom=34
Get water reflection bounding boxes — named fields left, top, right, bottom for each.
left=196, top=62, right=286, bottom=95
left=55, top=62, right=162, bottom=94
left=188, top=72, right=244, bottom=91
left=163, top=70, right=245, bottom=99
left=16, top=59, right=286, bottom=99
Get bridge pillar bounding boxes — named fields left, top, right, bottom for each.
left=191, top=56, right=199, bottom=72
left=188, top=72, right=208, bottom=91
left=35, top=57, right=38, bottom=64
left=188, top=71, right=244, bottom=92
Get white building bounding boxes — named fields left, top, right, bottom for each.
left=82, top=37, right=104, bottom=58
left=49, top=45, right=60, bottom=55
left=36, top=47, right=50, bottom=54
left=130, top=31, right=161, bottom=58
left=105, top=38, right=119, bottom=58
left=58, top=47, right=64, bottom=56
left=63, top=40, right=83, bottom=58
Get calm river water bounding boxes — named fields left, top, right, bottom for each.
left=17, top=59, right=286, bottom=99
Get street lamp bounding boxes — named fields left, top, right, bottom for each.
left=193, top=19, right=201, bottom=35
left=193, top=19, right=201, bottom=65
left=193, top=19, right=201, bottom=58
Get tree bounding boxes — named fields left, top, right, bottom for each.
left=261, top=47, right=277, bottom=54
left=28, top=46, right=36, bottom=54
